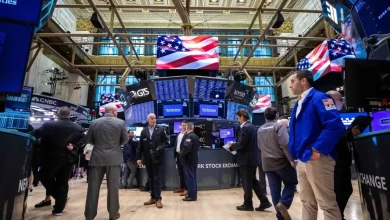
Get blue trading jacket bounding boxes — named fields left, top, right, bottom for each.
left=288, top=88, right=345, bottom=162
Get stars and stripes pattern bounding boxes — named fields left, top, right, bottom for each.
left=156, top=35, right=219, bottom=70
left=297, top=39, right=356, bottom=81
left=253, top=94, right=272, bottom=113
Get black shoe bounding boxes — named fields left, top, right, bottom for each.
left=183, top=197, right=197, bottom=201
left=52, top=210, right=62, bottom=216
left=35, top=200, right=51, bottom=208
left=255, top=201, right=272, bottom=211
left=236, top=204, right=254, bottom=211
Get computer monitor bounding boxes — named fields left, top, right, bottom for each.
left=371, top=110, right=390, bottom=131
left=173, top=121, right=182, bottom=133
left=226, top=101, right=253, bottom=121
left=193, top=99, right=225, bottom=119
left=154, top=77, right=189, bottom=100
left=223, top=137, right=236, bottom=145
left=156, top=100, right=189, bottom=119
left=193, top=77, right=228, bottom=100
left=220, top=128, right=234, bottom=139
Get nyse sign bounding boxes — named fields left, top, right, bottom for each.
left=325, top=1, right=338, bottom=24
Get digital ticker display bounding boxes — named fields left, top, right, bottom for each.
left=226, top=101, right=253, bottom=121
left=193, top=99, right=225, bottom=118
left=154, top=78, right=189, bottom=100
left=129, top=101, right=155, bottom=124
left=193, top=78, right=228, bottom=100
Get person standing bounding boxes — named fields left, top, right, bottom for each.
left=258, top=107, right=297, bottom=220
left=327, top=90, right=362, bottom=220
left=84, top=104, right=128, bottom=220
left=136, top=113, right=169, bottom=209
left=228, top=109, right=272, bottom=212
left=180, top=122, right=200, bottom=201
left=288, top=70, right=345, bottom=220
left=173, top=121, right=188, bottom=195
left=34, top=106, right=85, bottom=216
left=122, top=130, right=138, bottom=189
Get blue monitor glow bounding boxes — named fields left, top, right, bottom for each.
left=0, top=0, right=42, bottom=25
left=157, top=99, right=189, bottom=119
left=0, top=32, right=4, bottom=56
left=371, top=111, right=390, bottom=131
left=193, top=99, right=225, bottom=118
left=339, top=112, right=370, bottom=133
left=6, top=86, right=33, bottom=110
left=125, top=101, right=155, bottom=125
left=220, top=128, right=234, bottom=139
left=224, top=137, right=236, bottom=145
left=0, top=22, right=34, bottom=94
left=154, top=77, right=189, bottom=100
left=226, top=101, right=253, bottom=121
left=193, top=78, right=228, bottom=100
left=173, top=121, right=182, bottom=133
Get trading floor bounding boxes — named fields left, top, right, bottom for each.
left=25, top=179, right=363, bottom=220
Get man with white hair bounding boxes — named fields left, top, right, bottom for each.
left=136, top=113, right=169, bottom=208
left=85, top=104, right=128, bottom=220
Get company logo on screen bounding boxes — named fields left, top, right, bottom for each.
left=164, top=104, right=183, bottom=116
left=0, top=0, right=17, bottom=6
left=199, top=104, right=218, bottom=117
left=325, top=1, right=338, bottom=24
left=234, top=90, right=246, bottom=98
left=380, top=118, right=390, bottom=125
left=130, top=88, right=149, bottom=98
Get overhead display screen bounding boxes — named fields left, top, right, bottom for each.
left=157, top=100, right=189, bottom=119
left=0, top=0, right=42, bottom=25
left=193, top=78, right=228, bottom=100
left=226, top=101, right=253, bottom=121
left=193, top=99, right=225, bottom=118
left=220, top=128, right=234, bottom=139
left=6, top=86, right=33, bottom=110
left=0, top=22, right=34, bottom=94
left=371, top=111, right=390, bottom=131
left=125, top=101, right=155, bottom=125
left=352, top=0, right=390, bottom=37
left=154, top=77, right=189, bottom=100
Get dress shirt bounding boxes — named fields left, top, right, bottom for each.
left=148, top=125, right=156, bottom=138
left=176, top=132, right=186, bottom=153
left=296, top=87, right=314, bottom=118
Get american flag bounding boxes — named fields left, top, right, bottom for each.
left=297, top=39, right=355, bottom=81
left=253, top=94, right=272, bottom=113
left=156, top=35, right=219, bottom=70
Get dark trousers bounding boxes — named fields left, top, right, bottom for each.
left=239, top=165, right=269, bottom=207
left=40, top=163, right=73, bottom=212
left=266, top=165, right=298, bottom=220
left=258, top=164, right=267, bottom=194
left=145, top=162, right=162, bottom=200
left=334, top=168, right=353, bottom=220
left=231, top=167, right=241, bottom=186
left=176, top=154, right=186, bottom=189
left=184, top=165, right=197, bottom=199
left=122, top=161, right=137, bottom=187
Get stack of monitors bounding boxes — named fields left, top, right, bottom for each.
left=220, top=128, right=236, bottom=145
left=371, top=111, right=390, bottom=132
left=226, top=101, right=252, bottom=121
left=155, top=77, right=189, bottom=119
left=193, top=78, right=227, bottom=119
left=339, top=112, right=370, bottom=133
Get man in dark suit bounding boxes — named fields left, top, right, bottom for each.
left=84, top=104, right=128, bottom=220
left=136, top=113, right=169, bottom=209
left=173, top=121, right=188, bottom=195
left=228, top=109, right=271, bottom=212
left=180, top=122, right=199, bottom=201
left=34, top=106, right=85, bottom=216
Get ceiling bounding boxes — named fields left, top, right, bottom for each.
left=63, top=0, right=311, bottom=28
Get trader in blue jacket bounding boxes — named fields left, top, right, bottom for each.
left=288, top=70, right=345, bottom=220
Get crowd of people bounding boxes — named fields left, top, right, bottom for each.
left=28, top=69, right=360, bottom=220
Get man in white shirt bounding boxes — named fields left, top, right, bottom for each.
left=173, top=121, right=188, bottom=196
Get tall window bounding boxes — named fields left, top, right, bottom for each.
left=227, top=38, right=242, bottom=57
left=99, top=37, right=120, bottom=56
left=95, top=75, right=117, bottom=102
left=252, top=40, right=272, bottom=58
left=253, top=76, right=275, bottom=101
left=126, top=36, right=145, bottom=56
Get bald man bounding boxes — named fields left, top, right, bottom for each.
left=85, top=104, right=128, bottom=220
left=136, top=113, right=169, bottom=208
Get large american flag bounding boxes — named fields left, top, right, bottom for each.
left=253, top=94, right=272, bottom=113
left=297, top=39, right=355, bottom=81
left=156, top=35, right=219, bottom=70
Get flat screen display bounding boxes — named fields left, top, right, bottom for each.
left=0, top=0, right=42, bottom=25
left=5, top=86, right=33, bottom=110
left=226, top=81, right=259, bottom=108
left=100, top=93, right=117, bottom=105
left=157, top=99, right=189, bottom=118
left=0, top=22, right=34, bottom=94
left=352, top=0, right=390, bottom=38
left=226, top=101, right=253, bottom=121
left=339, top=112, right=370, bottom=133
left=125, top=80, right=154, bottom=105
left=125, top=101, right=155, bottom=125
left=154, top=77, right=189, bottom=100
left=371, top=111, right=390, bottom=131
left=223, top=137, right=236, bottom=145
left=193, top=99, right=224, bottom=118
left=0, top=110, right=30, bottom=129
left=173, top=121, right=182, bottom=133
left=193, top=78, right=228, bottom=100
left=220, top=128, right=234, bottom=139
